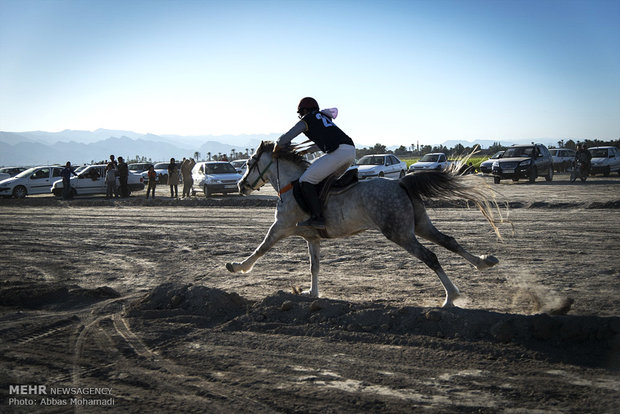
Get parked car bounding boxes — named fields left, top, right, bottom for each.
left=491, top=144, right=553, bottom=184
left=128, top=162, right=152, bottom=174
left=353, top=154, right=407, bottom=180
left=151, top=162, right=184, bottom=185
left=408, top=153, right=452, bottom=173
left=230, top=159, right=249, bottom=175
left=588, top=146, right=620, bottom=176
left=0, top=167, right=28, bottom=181
left=191, top=161, right=242, bottom=196
left=0, top=165, right=65, bottom=198
left=549, top=148, right=576, bottom=172
left=479, top=151, right=504, bottom=174
left=51, top=164, right=145, bottom=197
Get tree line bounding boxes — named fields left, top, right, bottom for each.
left=356, top=138, right=620, bottom=159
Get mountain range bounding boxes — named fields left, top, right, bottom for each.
left=0, top=129, right=560, bottom=167
left=0, top=129, right=279, bottom=166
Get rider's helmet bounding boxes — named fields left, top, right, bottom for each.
left=297, top=97, right=319, bottom=116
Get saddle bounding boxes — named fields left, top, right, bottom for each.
left=290, top=168, right=359, bottom=215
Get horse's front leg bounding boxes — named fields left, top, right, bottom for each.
left=301, top=239, right=321, bottom=297
left=226, top=221, right=288, bottom=273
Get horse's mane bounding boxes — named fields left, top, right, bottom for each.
left=258, top=141, right=310, bottom=169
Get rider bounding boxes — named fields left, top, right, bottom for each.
left=273, top=97, right=356, bottom=230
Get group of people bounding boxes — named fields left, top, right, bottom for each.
left=147, top=157, right=196, bottom=199
left=104, top=155, right=130, bottom=199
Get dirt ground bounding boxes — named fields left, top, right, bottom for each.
left=1, top=173, right=619, bottom=413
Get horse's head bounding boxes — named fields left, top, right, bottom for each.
left=238, top=141, right=276, bottom=195
left=238, top=140, right=311, bottom=195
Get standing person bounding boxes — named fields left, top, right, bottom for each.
left=117, top=156, right=129, bottom=198
left=60, top=161, right=77, bottom=200
left=105, top=161, right=117, bottom=199
left=168, top=158, right=179, bottom=198
left=273, top=97, right=355, bottom=229
left=180, top=157, right=196, bottom=198
left=146, top=165, right=157, bottom=198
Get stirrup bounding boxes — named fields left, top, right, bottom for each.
left=297, top=217, right=326, bottom=230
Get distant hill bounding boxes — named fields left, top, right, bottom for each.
left=0, top=130, right=279, bottom=166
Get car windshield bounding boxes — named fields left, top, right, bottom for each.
left=357, top=156, right=384, bottom=165
left=490, top=151, right=504, bottom=159
left=14, top=167, right=38, bottom=178
left=154, top=163, right=170, bottom=169
left=503, top=147, right=535, bottom=158
left=590, top=149, right=608, bottom=158
left=549, top=150, right=559, bottom=156
left=420, top=154, right=440, bottom=162
left=231, top=160, right=247, bottom=168
left=206, top=163, right=237, bottom=174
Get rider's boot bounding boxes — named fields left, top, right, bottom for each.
left=297, top=182, right=326, bottom=230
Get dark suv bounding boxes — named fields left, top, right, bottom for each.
left=491, top=144, right=553, bottom=184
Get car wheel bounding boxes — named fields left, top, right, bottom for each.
left=13, top=185, right=27, bottom=199
left=528, top=168, right=537, bottom=183
left=512, top=178, right=519, bottom=182
left=545, top=168, right=554, bottom=182
left=399, top=170, right=405, bottom=178
left=379, top=171, right=384, bottom=178
left=204, top=185, right=211, bottom=197
left=493, top=176, right=500, bottom=184
left=604, top=166, right=610, bottom=177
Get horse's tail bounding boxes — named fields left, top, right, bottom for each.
left=399, top=170, right=504, bottom=239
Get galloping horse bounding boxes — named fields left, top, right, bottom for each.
left=226, top=141, right=501, bottom=307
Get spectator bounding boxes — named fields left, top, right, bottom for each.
left=109, top=154, right=118, bottom=167
left=168, top=158, right=179, bottom=198
left=118, top=156, right=129, bottom=198
left=60, top=161, right=77, bottom=200
left=146, top=165, right=157, bottom=198
left=181, top=157, right=196, bottom=198
left=105, top=162, right=117, bottom=199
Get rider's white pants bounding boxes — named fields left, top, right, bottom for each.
left=299, top=144, right=356, bottom=185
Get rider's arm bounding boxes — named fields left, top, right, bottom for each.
left=275, top=120, right=308, bottom=149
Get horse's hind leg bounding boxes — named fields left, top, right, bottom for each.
left=414, top=207, right=499, bottom=270
left=391, top=233, right=460, bottom=307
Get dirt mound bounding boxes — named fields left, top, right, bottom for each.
left=126, top=285, right=620, bottom=368
left=0, top=281, right=120, bottom=310
left=125, top=282, right=249, bottom=327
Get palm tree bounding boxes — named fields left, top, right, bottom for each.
left=194, top=151, right=200, bottom=161
left=207, top=152, right=211, bottom=161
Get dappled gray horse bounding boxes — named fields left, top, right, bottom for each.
left=227, top=141, right=501, bottom=307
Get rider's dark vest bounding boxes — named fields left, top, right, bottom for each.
left=301, top=110, right=354, bottom=153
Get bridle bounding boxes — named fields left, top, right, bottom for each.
left=245, top=155, right=273, bottom=191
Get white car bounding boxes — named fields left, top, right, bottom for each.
left=0, top=165, right=65, bottom=198
left=191, top=161, right=242, bottom=196
left=408, top=153, right=452, bottom=173
left=230, top=159, right=249, bottom=175
left=352, top=154, right=407, bottom=180
left=588, top=146, right=620, bottom=176
left=0, top=167, right=28, bottom=181
left=549, top=148, right=576, bottom=172
left=51, top=164, right=145, bottom=197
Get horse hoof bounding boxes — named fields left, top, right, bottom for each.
left=477, top=255, right=499, bottom=270
left=226, top=263, right=234, bottom=273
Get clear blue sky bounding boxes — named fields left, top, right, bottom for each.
left=1, top=0, right=618, bottom=147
